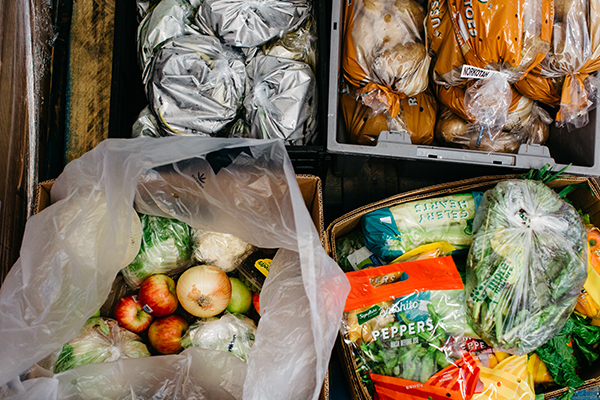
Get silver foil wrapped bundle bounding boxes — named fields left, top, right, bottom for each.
left=132, top=107, right=162, bottom=138
left=137, top=0, right=199, bottom=81
left=263, top=17, right=317, bottom=71
left=196, top=0, right=311, bottom=48
left=147, top=34, right=247, bottom=136
left=245, top=55, right=317, bottom=145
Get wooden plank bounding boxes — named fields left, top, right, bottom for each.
left=0, top=0, right=45, bottom=282
left=65, top=0, right=115, bottom=163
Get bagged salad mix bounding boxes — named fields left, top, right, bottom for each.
left=341, top=256, right=481, bottom=399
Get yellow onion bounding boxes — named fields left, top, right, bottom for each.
left=176, top=265, right=232, bottom=318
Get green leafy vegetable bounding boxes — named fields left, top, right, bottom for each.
left=122, top=214, right=192, bottom=287
left=54, top=318, right=150, bottom=373
left=466, top=180, right=587, bottom=355
left=535, top=314, right=600, bottom=400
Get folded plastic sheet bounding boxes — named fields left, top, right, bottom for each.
left=196, top=0, right=310, bottom=48
left=147, top=34, right=246, bottom=136
left=245, top=55, right=317, bottom=145
left=0, top=138, right=349, bottom=400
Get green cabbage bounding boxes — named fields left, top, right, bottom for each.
left=54, top=318, right=150, bottom=373
left=122, top=214, right=192, bottom=288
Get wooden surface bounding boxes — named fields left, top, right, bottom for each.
left=65, top=0, right=115, bottom=163
left=0, top=0, right=52, bottom=283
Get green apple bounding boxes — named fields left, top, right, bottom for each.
left=226, top=277, right=253, bottom=314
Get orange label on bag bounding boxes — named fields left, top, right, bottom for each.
left=344, top=256, right=463, bottom=312
left=371, top=352, right=481, bottom=400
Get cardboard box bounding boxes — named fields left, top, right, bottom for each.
left=325, top=174, right=600, bottom=400
left=35, top=174, right=329, bottom=400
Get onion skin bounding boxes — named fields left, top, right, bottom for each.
left=176, top=265, right=232, bottom=318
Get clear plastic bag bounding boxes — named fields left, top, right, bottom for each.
left=466, top=179, right=588, bottom=355
left=464, top=74, right=513, bottom=139
left=0, top=138, right=349, bottom=400
left=147, top=34, right=247, bottom=136
left=244, top=55, right=317, bottom=145
left=53, top=318, right=150, bottom=373
left=341, top=258, right=479, bottom=398
left=181, top=312, right=257, bottom=362
left=342, top=0, right=431, bottom=117
left=262, top=16, right=318, bottom=72
left=122, top=213, right=193, bottom=288
left=196, top=0, right=310, bottom=48
left=431, top=0, right=552, bottom=138
left=191, top=230, right=256, bottom=273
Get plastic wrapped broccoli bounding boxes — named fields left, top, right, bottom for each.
left=54, top=318, right=150, bottom=373
left=466, top=180, right=588, bottom=355
left=181, top=312, right=257, bottom=362
left=122, top=214, right=192, bottom=288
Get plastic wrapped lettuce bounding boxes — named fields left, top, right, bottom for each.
left=466, top=180, right=587, bottom=355
left=54, top=318, right=150, bottom=373
left=362, top=193, right=482, bottom=262
left=122, top=214, right=192, bottom=288
left=181, top=312, right=256, bottom=362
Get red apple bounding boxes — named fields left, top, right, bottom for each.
left=114, top=294, right=153, bottom=333
left=138, top=274, right=178, bottom=317
left=148, top=315, right=189, bottom=354
left=253, top=292, right=261, bottom=316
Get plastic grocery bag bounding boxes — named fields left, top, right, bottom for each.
left=341, top=257, right=480, bottom=399
left=147, top=34, right=247, bottom=136
left=342, top=0, right=431, bottom=117
left=466, top=180, right=587, bottom=355
left=244, top=55, right=317, bottom=145
left=195, top=0, right=310, bottom=48
left=0, top=137, right=349, bottom=399
left=137, top=0, right=199, bottom=81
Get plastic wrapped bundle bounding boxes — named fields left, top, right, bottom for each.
left=122, top=214, right=192, bottom=288
left=132, top=107, right=162, bottom=138
left=263, top=17, right=318, bottom=72
left=147, top=35, right=246, bottom=136
left=435, top=102, right=551, bottom=153
left=54, top=318, right=150, bottom=373
left=514, top=67, right=564, bottom=107
left=245, top=55, right=317, bottom=145
left=137, top=0, right=199, bottom=81
left=181, top=312, right=257, bottom=362
left=342, top=0, right=430, bottom=117
left=192, top=230, right=256, bottom=273
left=466, top=180, right=587, bottom=355
left=538, top=0, right=600, bottom=129
left=196, top=0, right=310, bottom=48
left=429, top=0, right=552, bottom=139
left=341, top=90, right=436, bottom=146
